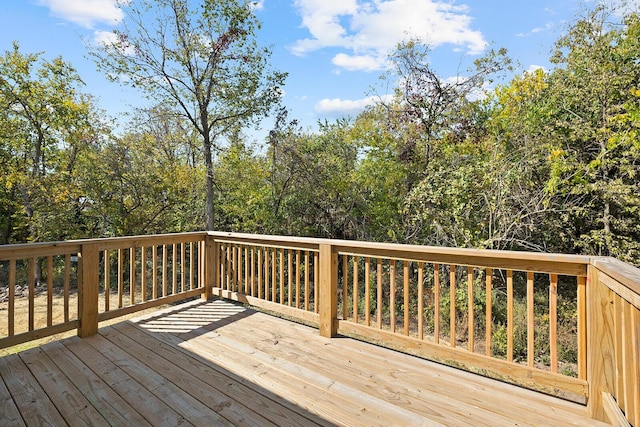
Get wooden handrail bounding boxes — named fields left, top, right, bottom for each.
left=1, top=231, right=639, bottom=425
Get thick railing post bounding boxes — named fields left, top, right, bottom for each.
left=586, top=263, right=615, bottom=421
left=319, top=243, right=338, bottom=338
left=202, top=234, right=217, bottom=301
left=78, top=243, right=99, bottom=338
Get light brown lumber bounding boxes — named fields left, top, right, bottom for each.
left=0, top=354, right=67, bottom=426
left=601, top=392, right=631, bottom=427
left=85, top=330, right=237, bottom=427
left=40, top=340, right=152, bottom=426
left=18, top=346, right=110, bottom=427
left=176, top=324, right=434, bottom=426
left=338, top=320, right=588, bottom=398
left=222, top=307, right=597, bottom=427
left=113, top=321, right=328, bottom=427
left=62, top=336, right=189, bottom=426
left=212, top=312, right=520, bottom=426
left=0, top=370, right=25, bottom=426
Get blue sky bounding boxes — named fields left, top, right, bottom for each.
left=0, top=1, right=630, bottom=141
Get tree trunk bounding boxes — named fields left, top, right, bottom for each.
left=203, top=136, right=215, bottom=231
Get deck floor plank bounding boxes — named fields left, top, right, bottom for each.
left=110, top=320, right=332, bottom=427
left=179, top=327, right=436, bottom=426
left=62, top=336, right=192, bottom=426
left=95, top=325, right=268, bottom=427
left=218, top=309, right=591, bottom=426
left=1, top=299, right=609, bottom=427
left=0, top=354, right=66, bottom=426
left=18, top=346, right=110, bottom=427
left=40, top=340, right=153, bottom=427
left=0, top=367, right=26, bottom=427
left=206, top=313, right=519, bottom=427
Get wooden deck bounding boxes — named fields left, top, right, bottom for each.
left=0, top=299, right=608, bottom=427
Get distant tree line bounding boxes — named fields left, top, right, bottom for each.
left=1, top=2, right=639, bottom=266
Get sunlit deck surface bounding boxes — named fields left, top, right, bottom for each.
left=1, top=299, right=607, bottom=427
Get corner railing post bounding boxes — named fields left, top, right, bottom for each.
left=78, top=243, right=99, bottom=337
left=319, top=243, right=338, bottom=338
left=586, top=263, right=615, bottom=421
left=202, top=234, right=217, bottom=301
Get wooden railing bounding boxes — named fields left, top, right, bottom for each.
left=0, top=232, right=210, bottom=345
left=1, top=231, right=639, bottom=425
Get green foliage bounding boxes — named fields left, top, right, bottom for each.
left=0, top=42, right=104, bottom=243
left=90, top=0, right=286, bottom=230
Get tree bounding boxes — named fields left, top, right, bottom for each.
left=78, top=107, right=206, bottom=236
left=0, top=42, right=103, bottom=243
left=379, top=39, right=511, bottom=169
left=90, top=0, right=286, bottom=230
left=543, top=5, right=640, bottom=262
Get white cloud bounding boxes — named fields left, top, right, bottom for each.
left=291, top=0, right=486, bottom=72
left=332, top=53, right=385, bottom=72
left=37, top=0, right=125, bottom=28
left=315, top=94, right=393, bottom=114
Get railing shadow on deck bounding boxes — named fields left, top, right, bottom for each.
left=1, top=231, right=639, bottom=425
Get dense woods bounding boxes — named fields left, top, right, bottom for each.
left=1, top=2, right=639, bottom=267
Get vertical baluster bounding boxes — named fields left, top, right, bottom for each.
left=263, top=248, right=269, bottom=299
left=549, top=274, right=558, bottom=372
left=418, top=262, right=424, bottom=340
left=577, top=276, right=587, bottom=380
left=47, top=256, right=53, bottom=327
left=180, top=243, right=186, bottom=293
left=507, top=269, right=514, bottom=362
left=272, top=248, right=277, bottom=302
left=238, top=245, right=243, bottom=293
left=434, top=263, right=440, bottom=344
left=245, top=247, right=250, bottom=295
left=527, top=271, right=534, bottom=367
left=257, top=247, right=263, bottom=299
left=403, top=261, right=409, bottom=336
left=631, top=308, right=640, bottom=426
left=468, top=266, right=474, bottom=352
left=377, top=258, right=382, bottom=329
left=103, top=251, right=109, bottom=312
left=342, top=255, right=348, bottom=319
left=485, top=268, right=492, bottom=356
left=279, top=249, right=284, bottom=304
left=295, top=250, right=301, bottom=309
left=390, top=259, right=396, bottom=333
left=613, top=295, right=635, bottom=412
left=28, top=257, right=35, bottom=331
left=449, top=264, right=456, bottom=347
left=152, top=246, right=158, bottom=300
left=130, top=247, right=136, bottom=305
left=190, top=242, right=195, bottom=291
left=287, top=250, right=293, bottom=306
left=162, top=245, right=168, bottom=298
left=223, top=244, right=229, bottom=291
left=172, top=244, right=177, bottom=295
left=353, top=256, right=359, bottom=323
left=118, top=249, right=124, bottom=307
left=314, top=251, right=319, bottom=313
left=365, top=257, right=371, bottom=326
left=304, top=251, right=310, bottom=311
left=65, top=254, right=71, bottom=321
left=8, top=259, right=15, bottom=336
left=614, top=295, right=625, bottom=412
left=250, top=247, right=255, bottom=297
left=141, top=246, right=147, bottom=302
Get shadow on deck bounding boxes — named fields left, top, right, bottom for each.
left=0, top=299, right=608, bottom=426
